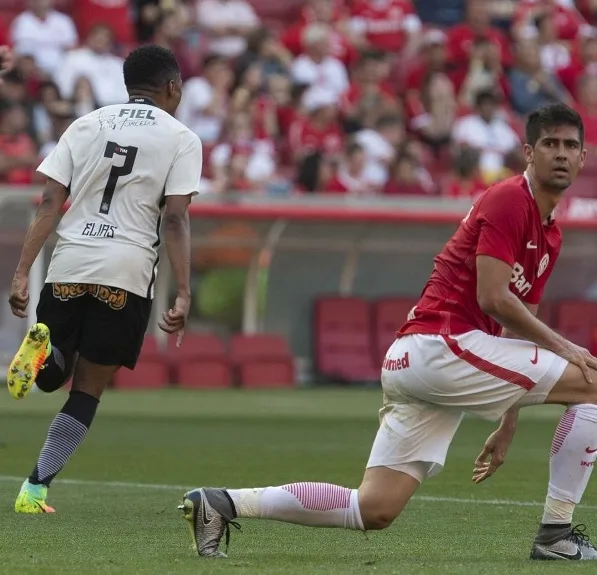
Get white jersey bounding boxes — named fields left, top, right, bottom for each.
left=38, top=99, right=202, bottom=299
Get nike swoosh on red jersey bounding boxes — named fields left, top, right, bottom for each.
left=530, top=346, right=538, bottom=365
left=586, top=447, right=597, bottom=454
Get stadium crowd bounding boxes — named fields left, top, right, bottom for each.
left=0, top=0, right=597, bottom=197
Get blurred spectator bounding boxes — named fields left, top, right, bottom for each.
left=177, top=54, right=233, bottom=145
left=0, top=15, right=8, bottom=46
left=152, top=9, right=194, bottom=81
left=290, top=23, right=349, bottom=98
left=237, top=27, right=292, bottom=83
left=453, top=36, right=508, bottom=108
left=409, top=71, right=456, bottom=153
left=575, top=73, right=597, bottom=146
left=282, top=0, right=357, bottom=67
left=443, top=147, right=485, bottom=198
left=0, top=103, right=38, bottom=185
left=210, top=111, right=276, bottom=190
left=355, top=113, right=404, bottom=186
left=446, top=0, right=510, bottom=71
left=384, top=151, right=434, bottom=195
left=536, top=12, right=572, bottom=73
left=288, top=85, right=344, bottom=161
left=295, top=150, right=335, bottom=192
left=508, top=37, right=569, bottom=115
left=558, top=24, right=597, bottom=99
left=403, top=29, right=448, bottom=94
left=32, top=80, right=61, bottom=145
left=327, top=140, right=376, bottom=194
left=55, top=24, right=127, bottom=107
left=347, top=0, right=422, bottom=54
left=197, top=0, right=260, bottom=58
left=72, top=0, right=133, bottom=47
left=342, top=49, right=399, bottom=132
left=71, top=77, right=100, bottom=118
left=39, top=100, right=75, bottom=158
left=10, top=0, right=78, bottom=76
left=414, top=0, right=465, bottom=27
left=452, top=89, right=520, bottom=183
left=513, top=0, right=584, bottom=42
left=578, top=0, right=597, bottom=25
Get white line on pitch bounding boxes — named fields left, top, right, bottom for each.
left=1, top=475, right=597, bottom=510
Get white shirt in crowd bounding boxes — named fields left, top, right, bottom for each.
left=10, top=9, right=78, bottom=75
left=452, top=113, right=520, bottom=176
left=197, top=0, right=260, bottom=58
left=37, top=101, right=203, bottom=299
left=291, top=55, right=349, bottom=99
left=176, top=77, right=225, bottom=144
left=354, top=129, right=395, bottom=186
left=55, top=48, right=128, bottom=107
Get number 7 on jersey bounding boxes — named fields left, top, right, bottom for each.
left=100, top=141, right=138, bottom=215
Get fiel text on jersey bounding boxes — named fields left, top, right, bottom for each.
left=99, top=108, right=158, bottom=131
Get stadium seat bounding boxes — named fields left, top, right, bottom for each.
left=168, top=332, right=232, bottom=388
left=313, top=296, right=379, bottom=383
left=113, top=360, right=169, bottom=389
left=554, top=300, right=597, bottom=348
left=372, top=297, right=419, bottom=366
left=537, top=300, right=555, bottom=326
left=139, top=335, right=163, bottom=359
left=229, top=333, right=295, bottom=387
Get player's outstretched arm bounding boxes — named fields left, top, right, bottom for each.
left=9, top=178, right=69, bottom=318
left=477, top=255, right=597, bottom=383
left=159, top=195, right=192, bottom=346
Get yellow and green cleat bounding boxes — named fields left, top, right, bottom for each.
left=7, top=323, right=51, bottom=400
left=15, top=480, right=55, bottom=514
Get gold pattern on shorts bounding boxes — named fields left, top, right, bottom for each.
left=52, top=283, right=127, bottom=310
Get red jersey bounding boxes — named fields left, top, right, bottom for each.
left=72, top=0, right=133, bottom=45
left=398, top=175, right=562, bottom=337
left=288, top=118, right=344, bottom=157
left=446, top=24, right=510, bottom=68
left=349, top=0, right=420, bottom=53
left=514, top=1, right=584, bottom=41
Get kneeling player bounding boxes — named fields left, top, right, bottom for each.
left=179, top=104, right=597, bottom=560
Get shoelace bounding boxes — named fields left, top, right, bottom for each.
left=223, top=520, right=242, bottom=554
left=570, top=524, right=595, bottom=549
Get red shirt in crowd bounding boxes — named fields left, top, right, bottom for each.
left=0, top=133, right=37, bottom=184
left=288, top=117, right=344, bottom=158
left=514, top=0, right=584, bottom=41
left=349, top=0, right=420, bottom=53
left=446, top=24, right=510, bottom=68
left=72, top=0, right=133, bottom=45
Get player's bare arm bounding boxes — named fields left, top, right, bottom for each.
left=476, top=255, right=597, bottom=383
left=9, top=178, right=69, bottom=318
left=159, top=194, right=192, bottom=345
left=501, top=303, right=539, bottom=339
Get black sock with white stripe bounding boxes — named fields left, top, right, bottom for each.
left=29, top=391, right=99, bottom=487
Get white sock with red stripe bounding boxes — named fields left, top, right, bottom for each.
left=227, top=483, right=364, bottom=530
left=542, top=405, right=597, bottom=525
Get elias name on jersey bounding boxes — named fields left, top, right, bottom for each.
left=82, top=222, right=117, bottom=238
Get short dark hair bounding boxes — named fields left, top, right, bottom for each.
left=123, top=45, right=180, bottom=92
left=474, top=89, right=498, bottom=108
left=525, top=103, right=584, bottom=147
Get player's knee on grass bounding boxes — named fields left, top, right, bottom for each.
left=545, top=363, right=597, bottom=406
left=358, top=465, right=422, bottom=530
left=71, top=356, right=120, bottom=399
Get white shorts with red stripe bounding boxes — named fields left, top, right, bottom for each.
left=366, top=330, right=568, bottom=480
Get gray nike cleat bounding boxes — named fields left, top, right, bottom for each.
left=178, top=488, right=240, bottom=558
left=530, top=524, right=597, bottom=560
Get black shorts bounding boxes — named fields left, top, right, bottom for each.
left=36, top=283, right=152, bottom=370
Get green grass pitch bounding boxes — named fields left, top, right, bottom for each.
left=0, top=388, right=595, bottom=574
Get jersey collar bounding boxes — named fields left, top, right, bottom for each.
left=523, top=170, right=555, bottom=225
left=127, top=97, right=157, bottom=106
